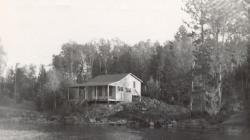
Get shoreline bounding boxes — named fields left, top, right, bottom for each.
left=0, top=97, right=231, bottom=129
left=0, top=109, right=219, bottom=129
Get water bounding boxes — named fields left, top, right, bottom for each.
left=0, top=122, right=250, bottom=140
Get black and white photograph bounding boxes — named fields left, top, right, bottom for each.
left=0, top=0, right=250, bottom=139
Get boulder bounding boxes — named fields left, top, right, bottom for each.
left=89, top=118, right=96, bottom=123
left=64, top=116, right=78, bottom=124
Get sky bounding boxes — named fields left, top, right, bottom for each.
left=0, top=0, right=184, bottom=67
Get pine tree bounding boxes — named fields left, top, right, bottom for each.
left=192, top=39, right=213, bottom=112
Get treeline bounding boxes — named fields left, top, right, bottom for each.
left=51, top=35, right=194, bottom=105
left=0, top=0, right=250, bottom=114
left=0, top=31, right=195, bottom=110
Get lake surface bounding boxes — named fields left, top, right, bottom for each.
left=1, top=121, right=250, bottom=140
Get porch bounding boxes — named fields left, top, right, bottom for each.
left=67, top=85, right=117, bottom=104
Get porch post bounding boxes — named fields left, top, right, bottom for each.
left=78, top=86, right=80, bottom=99
left=95, top=86, right=97, bottom=104
left=115, top=86, right=117, bottom=101
left=107, top=85, right=109, bottom=105
left=84, top=87, right=87, bottom=100
left=67, top=88, right=70, bottom=101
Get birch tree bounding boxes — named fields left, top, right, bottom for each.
left=46, top=70, right=61, bottom=110
left=0, top=41, right=6, bottom=76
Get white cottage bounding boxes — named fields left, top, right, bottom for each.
left=68, top=73, right=142, bottom=103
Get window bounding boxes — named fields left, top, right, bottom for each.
left=125, top=88, right=131, bottom=93
left=118, top=86, right=124, bottom=91
left=97, top=87, right=102, bottom=97
left=133, top=81, right=136, bottom=88
left=105, top=87, right=108, bottom=96
left=109, top=87, right=112, bottom=97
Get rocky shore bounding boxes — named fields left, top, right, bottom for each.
left=0, top=97, right=220, bottom=129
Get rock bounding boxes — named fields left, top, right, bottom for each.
left=142, top=107, right=147, bottom=111
left=64, top=116, right=78, bottom=124
left=172, top=120, right=177, bottom=126
left=101, top=118, right=108, bottom=123
left=89, top=118, right=96, bottom=123
left=177, top=119, right=209, bottom=128
left=119, top=119, right=127, bottom=125
left=108, top=119, right=127, bottom=126
left=154, top=121, right=161, bottom=128
left=11, top=117, right=22, bottom=122
left=168, top=123, right=173, bottom=128
left=48, top=115, right=60, bottom=121
left=149, top=121, right=154, bottom=128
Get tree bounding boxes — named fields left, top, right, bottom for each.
left=36, top=65, right=47, bottom=111
left=245, top=0, right=250, bottom=101
left=98, top=39, right=111, bottom=74
left=46, top=69, right=61, bottom=110
left=0, top=41, right=6, bottom=95
left=9, top=65, right=37, bottom=102
left=3, top=68, right=15, bottom=98
left=174, top=25, right=194, bottom=73
left=193, top=40, right=214, bottom=111
left=145, top=77, right=161, bottom=99
left=182, top=0, right=247, bottom=113
left=53, top=41, right=98, bottom=83
left=0, top=40, right=6, bottom=76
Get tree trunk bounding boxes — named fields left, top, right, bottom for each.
left=242, top=67, right=244, bottom=92
left=201, top=24, right=204, bottom=45
left=0, top=79, right=2, bottom=95
left=200, top=0, right=205, bottom=46
left=191, top=79, right=193, bottom=111
left=14, top=64, right=17, bottom=103
left=54, top=91, right=57, bottom=111
left=107, top=85, right=109, bottom=106
left=70, top=61, right=73, bottom=78
left=246, top=74, right=248, bottom=100
left=190, top=61, right=195, bottom=111
left=104, top=59, right=108, bottom=74
left=90, top=58, right=94, bottom=78
left=2, top=79, right=5, bottom=95
left=99, top=58, right=102, bottom=73
left=218, top=64, right=222, bottom=105
left=202, top=76, right=206, bottom=112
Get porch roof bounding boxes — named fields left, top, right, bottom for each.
left=69, top=73, right=128, bottom=88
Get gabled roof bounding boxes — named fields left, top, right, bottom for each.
left=70, top=73, right=142, bottom=87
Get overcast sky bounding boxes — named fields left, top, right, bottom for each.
left=0, top=0, right=184, bottom=67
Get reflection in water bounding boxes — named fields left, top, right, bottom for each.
left=223, top=126, right=245, bottom=136
left=1, top=122, right=250, bottom=140
left=105, top=131, right=142, bottom=140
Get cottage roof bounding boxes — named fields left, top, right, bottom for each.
left=70, top=73, right=142, bottom=87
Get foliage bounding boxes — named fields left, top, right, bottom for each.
left=144, top=77, right=161, bottom=99
left=0, top=42, right=6, bottom=76
left=1, top=0, right=250, bottom=115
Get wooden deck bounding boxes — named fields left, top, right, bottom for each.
left=68, top=98, right=118, bottom=104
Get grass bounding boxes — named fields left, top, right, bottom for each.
left=0, top=96, right=36, bottom=111
left=0, top=129, right=49, bottom=140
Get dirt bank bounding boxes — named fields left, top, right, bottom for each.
left=108, top=97, right=190, bottom=126
left=63, top=97, right=191, bottom=127
left=0, top=97, right=194, bottom=128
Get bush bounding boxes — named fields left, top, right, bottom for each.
left=144, top=77, right=161, bottom=99
left=57, top=102, right=73, bottom=116
left=0, top=95, right=14, bottom=106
